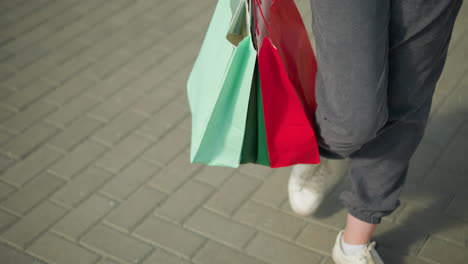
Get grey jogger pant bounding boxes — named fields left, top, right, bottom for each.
left=309, top=0, right=463, bottom=224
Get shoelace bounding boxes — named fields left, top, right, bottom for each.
left=358, top=241, right=378, bottom=263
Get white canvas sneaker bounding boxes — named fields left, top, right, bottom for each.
left=332, top=230, right=384, bottom=264
left=288, top=157, right=347, bottom=216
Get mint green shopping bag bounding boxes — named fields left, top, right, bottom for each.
left=187, top=0, right=257, bottom=167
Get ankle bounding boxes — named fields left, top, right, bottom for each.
left=343, top=231, right=370, bottom=245
left=340, top=234, right=368, bottom=256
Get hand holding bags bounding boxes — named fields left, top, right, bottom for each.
left=187, top=0, right=320, bottom=168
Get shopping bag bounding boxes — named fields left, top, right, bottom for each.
left=268, top=0, right=318, bottom=114
left=187, top=0, right=257, bottom=167
left=254, top=0, right=320, bottom=167
left=240, top=60, right=270, bottom=166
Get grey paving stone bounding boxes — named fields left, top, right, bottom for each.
left=45, top=36, right=89, bottom=64
left=296, top=223, right=338, bottom=255
left=435, top=121, right=468, bottom=176
left=0, top=65, right=15, bottom=82
left=234, top=200, right=307, bottom=240
left=79, top=21, right=121, bottom=46
left=143, top=127, right=191, bottom=166
left=0, top=172, right=65, bottom=216
left=0, top=107, right=14, bottom=124
left=0, top=242, right=46, bottom=264
left=96, top=133, right=152, bottom=173
left=435, top=32, right=468, bottom=96
left=181, top=2, right=216, bottom=34
left=1, top=59, right=56, bottom=90
left=43, top=74, right=96, bottom=105
left=0, top=101, right=55, bottom=134
left=81, top=75, right=133, bottom=101
left=395, top=204, right=468, bottom=247
left=238, top=163, right=274, bottom=180
left=48, top=140, right=108, bottom=179
left=43, top=21, right=90, bottom=50
left=18, top=0, right=79, bottom=33
left=136, top=97, right=189, bottom=141
left=204, top=173, right=261, bottom=217
left=371, top=220, right=429, bottom=256
left=120, top=40, right=168, bottom=74
left=0, top=210, right=17, bottom=233
left=52, top=194, right=117, bottom=240
left=424, top=166, right=468, bottom=196
left=131, top=84, right=182, bottom=116
left=406, top=141, right=443, bottom=184
left=143, top=248, right=193, bottom=264
left=104, top=185, right=165, bottom=232
left=108, top=0, right=157, bottom=27
left=185, top=208, right=256, bottom=250
left=134, top=215, right=205, bottom=259
left=194, top=165, right=237, bottom=188
left=41, top=8, right=82, bottom=33
left=0, top=130, right=12, bottom=146
left=193, top=240, right=266, bottom=264
left=0, top=154, right=15, bottom=174
left=81, top=51, right=134, bottom=81
left=155, top=179, right=213, bottom=224
left=6, top=45, right=49, bottom=70
left=96, top=257, right=120, bottom=264
left=156, top=36, right=201, bottom=74
left=1, top=122, right=59, bottom=159
left=93, top=110, right=147, bottom=146
left=79, top=33, right=129, bottom=63
left=245, top=232, right=323, bottom=264
left=0, top=79, right=55, bottom=111
left=0, top=182, right=15, bottom=202
left=50, top=166, right=113, bottom=208
left=419, top=236, right=468, bottom=264
left=99, top=159, right=160, bottom=200
left=446, top=193, right=468, bottom=222
left=28, top=232, right=99, bottom=264
left=49, top=116, right=104, bottom=151
left=124, top=59, right=173, bottom=92
left=72, top=0, right=107, bottom=16
left=374, top=248, right=433, bottom=264
left=80, top=224, right=153, bottom=264
left=252, top=167, right=290, bottom=208
left=399, top=182, right=454, bottom=212
left=46, top=94, right=100, bottom=127
left=147, top=150, right=203, bottom=193
left=111, top=21, right=156, bottom=50
left=0, top=201, right=66, bottom=249
left=87, top=89, right=142, bottom=122
left=2, top=26, right=53, bottom=56
left=1, top=146, right=63, bottom=187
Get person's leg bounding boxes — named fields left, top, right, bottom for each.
left=310, top=0, right=463, bottom=245
left=339, top=0, right=463, bottom=225
left=309, top=0, right=391, bottom=161
left=309, top=0, right=391, bottom=245
left=342, top=213, right=378, bottom=245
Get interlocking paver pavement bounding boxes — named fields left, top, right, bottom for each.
left=0, top=0, right=467, bottom=263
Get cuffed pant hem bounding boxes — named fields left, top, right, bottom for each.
left=317, top=143, right=344, bottom=160
left=347, top=209, right=382, bottom=225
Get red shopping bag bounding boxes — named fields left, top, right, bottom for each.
left=254, top=0, right=320, bottom=167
